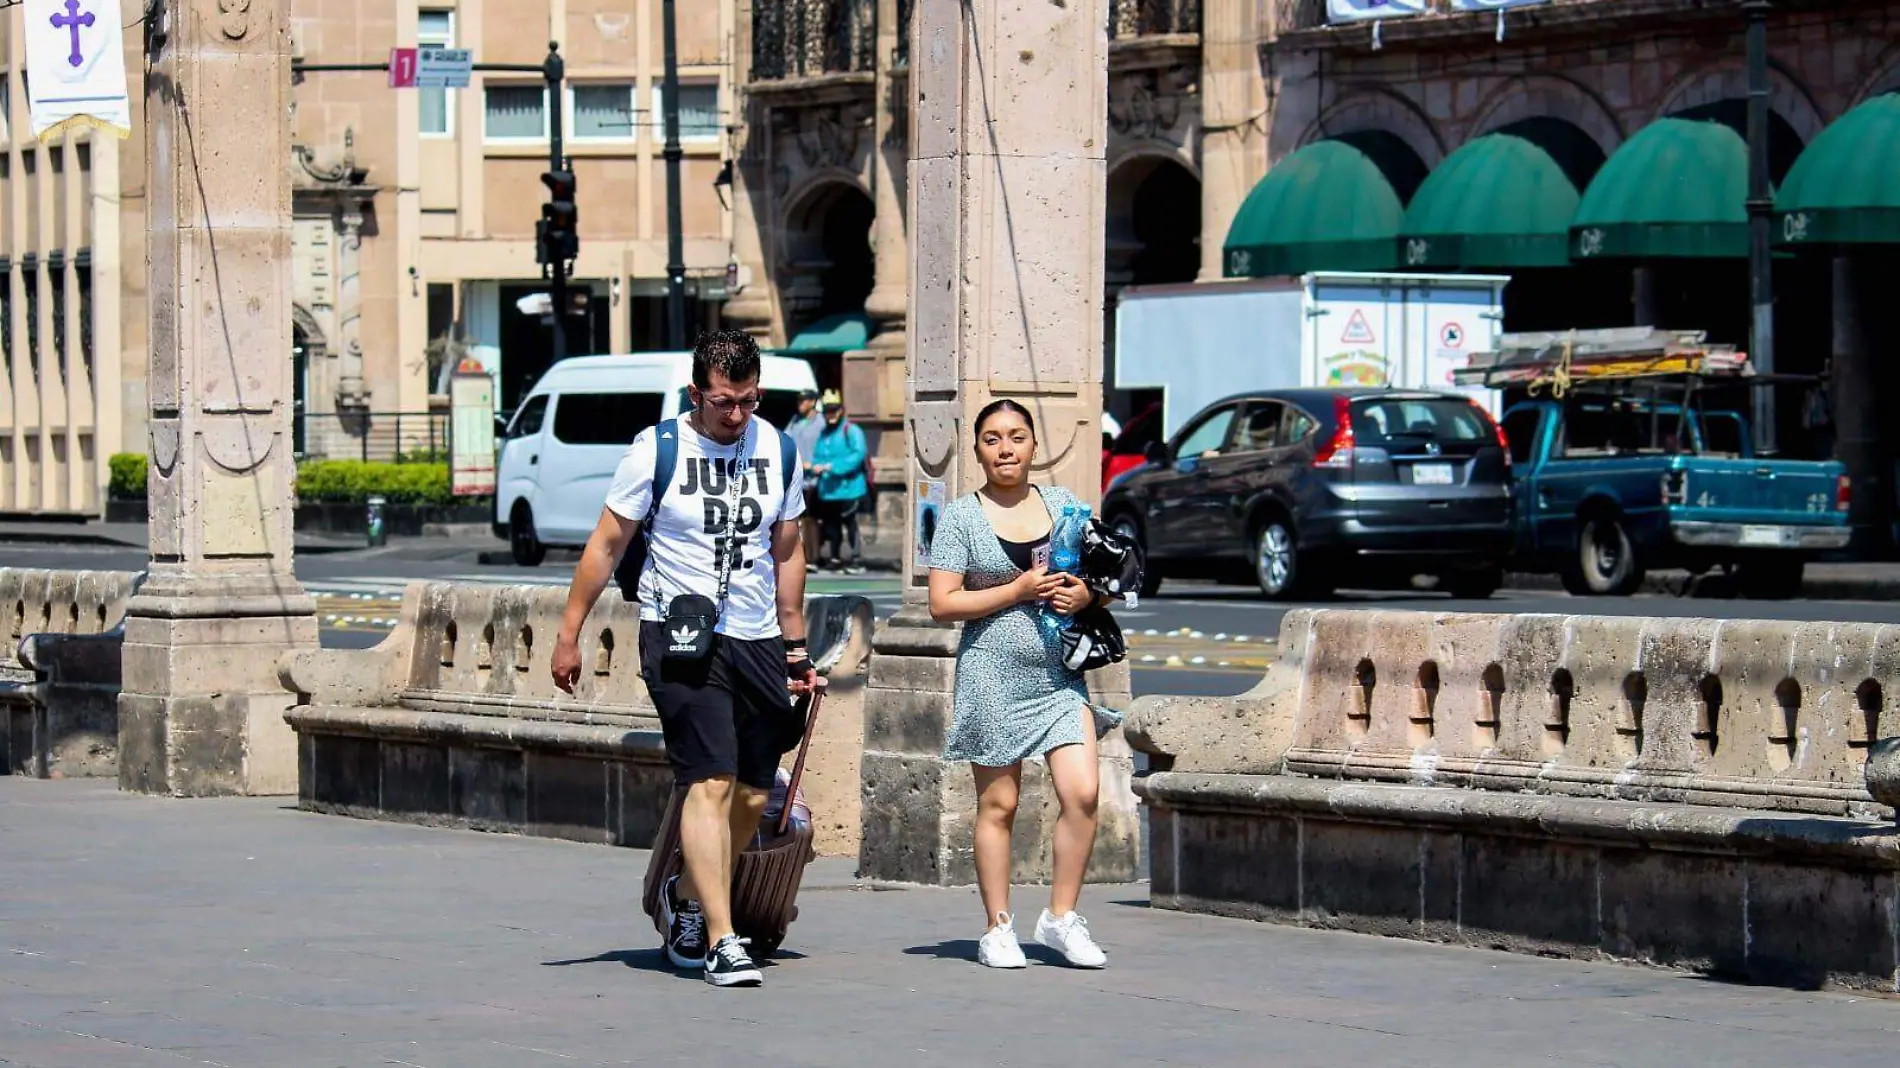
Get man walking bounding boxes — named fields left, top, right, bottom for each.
left=552, top=330, right=817, bottom=988
left=785, top=388, right=825, bottom=571
left=810, top=390, right=870, bottom=574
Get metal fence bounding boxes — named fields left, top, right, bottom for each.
left=1108, top=0, right=1201, bottom=39
left=294, top=411, right=453, bottom=464
left=751, top=0, right=878, bottom=81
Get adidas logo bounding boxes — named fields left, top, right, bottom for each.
left=669, top=623, right=700, bottom=647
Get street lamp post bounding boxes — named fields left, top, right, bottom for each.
left=1744, top=0, right=1776, bottom=454
left=661, top=0, right=687, bottom=350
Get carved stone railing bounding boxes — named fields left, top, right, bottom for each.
left=0, top=567, right=141, bottom=778
left=751, top=0, right=878, bottom=82
left=1126, top=607, right=1900, bottom=991
left=1109, top=0, right=1201, bottom=39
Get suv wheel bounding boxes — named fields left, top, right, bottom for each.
left=1111, top=513, right=1162, bottom=598
left=510, top=504, right=547, bottom=567
left=1253, top=517, right=1310, bottom=600
left=1566, top=513, right=1642, bottom=596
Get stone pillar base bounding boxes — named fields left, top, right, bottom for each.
left=859, top=606, right=1141, bottom=886
left=118, top=578, right=318, bottom=797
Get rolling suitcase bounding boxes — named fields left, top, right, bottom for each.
left=640, top=688, right=823, bottom=959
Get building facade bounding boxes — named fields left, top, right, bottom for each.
left=728, top=0, right=1900, bottom=549
left=0, top=17, right=129, bottom=516
left=0, top=0, right=747, bottom=514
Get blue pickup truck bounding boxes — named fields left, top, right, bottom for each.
left=1498, top=394, right=1849, bottom=598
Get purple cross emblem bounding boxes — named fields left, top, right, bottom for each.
left=51, top=0, right=95, bottom=69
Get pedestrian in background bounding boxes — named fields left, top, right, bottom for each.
left=925, top=398, right=1118, bottom=971
left=785, top=388, right=825, bottom=572
left=810, top=390, right=869, bottom=575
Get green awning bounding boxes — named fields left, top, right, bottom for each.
left=1223, top=140, right=1404, bottom=277
left=783, top=311, right=871, bottom=353
left=1570, top=118, right=1750, bottom=260
left=1397, top=133, right=1581, bottom=269
left=1776, top=93, right=1900, bottom=245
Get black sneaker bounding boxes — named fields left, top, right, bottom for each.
left=660, top=876, right=706, bottom=970
left=704, top=934, right=763, bottom=987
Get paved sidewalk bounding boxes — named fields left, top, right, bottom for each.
left=3, top=779, right=1898, bottom=1067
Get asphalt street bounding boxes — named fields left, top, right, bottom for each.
left=9, top=538, right=1900, bottom=699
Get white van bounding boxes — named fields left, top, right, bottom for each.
left=492, top=351, right=820, bottom=565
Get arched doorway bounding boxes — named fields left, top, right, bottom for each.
left=1107, top=156, right=1200, bottom=419
left=780, top=182, right=875, bottom=392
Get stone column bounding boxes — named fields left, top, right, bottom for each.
left=1197, top=0, right=1266, bottom=282
left=860, top=0, right=1139, bottom=887
left=848, top=0, right=911, bottom=541
left=1832, top=254, right=1886, bottom=555
left=120, top=0, right=319, bottom=797
left=721, top=0, right=778, bottom=343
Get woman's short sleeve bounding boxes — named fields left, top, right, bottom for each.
left=926, top=497, right=973, bottom=575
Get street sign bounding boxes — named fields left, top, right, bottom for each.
left=417, top=47, right=471, bottom=89
left=387, top=47, right=417, bottom=88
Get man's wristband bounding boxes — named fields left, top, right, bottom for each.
left=784, top=637, right=807, bottom=653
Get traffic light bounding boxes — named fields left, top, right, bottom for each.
left=537, top=169, right=579, bottom=266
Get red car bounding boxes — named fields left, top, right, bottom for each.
left=1102, top=403, right=1162, bottom=493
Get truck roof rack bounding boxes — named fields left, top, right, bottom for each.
left=1451, top=327, right=1750, bottom=391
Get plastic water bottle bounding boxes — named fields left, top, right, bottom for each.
left=1042, top=505, right=1083, bottom=634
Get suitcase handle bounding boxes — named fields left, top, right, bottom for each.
left=776, top=686, right=824, bottom=836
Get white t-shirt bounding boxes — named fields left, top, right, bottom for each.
left=604, top=416, right=806, bottom=639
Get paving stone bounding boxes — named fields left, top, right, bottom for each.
left=4, top=778, right=1900, bottom=1066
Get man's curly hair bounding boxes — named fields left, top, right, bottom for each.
left=691, top=329, right=762, bottom=389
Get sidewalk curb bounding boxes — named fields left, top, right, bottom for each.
left=1504, top=570, right=1900, bottom=603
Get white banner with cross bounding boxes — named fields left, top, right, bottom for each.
left=24, top=0, right=131, bottom=142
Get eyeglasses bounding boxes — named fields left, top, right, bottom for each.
left=700, top=394, right=761, bottom=413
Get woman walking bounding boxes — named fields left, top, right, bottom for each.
left=926, top=399, right=1118, bottom=970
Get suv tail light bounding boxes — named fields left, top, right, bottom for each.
left=1470, top=398, right=1509, bottom=467
left=1313, top=395, right=1356, bottom=469
left=1838, top=474, right=1852, bottom=512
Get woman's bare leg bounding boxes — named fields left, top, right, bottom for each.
left=972, top=762, right=1023, bottom=924
left=1045, top=705, right=1101, bottom=916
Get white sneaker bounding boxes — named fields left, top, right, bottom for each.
left=1035, top=908, right=1107, bottom=968
left=977, top=912, right=1027, bottom=969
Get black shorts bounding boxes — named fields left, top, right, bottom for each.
left=638, top=621, right=791, bottom=791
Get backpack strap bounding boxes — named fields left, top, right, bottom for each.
left=647, top=418, right=680, bottom=522
left=778, top=425, right=798, bottom=494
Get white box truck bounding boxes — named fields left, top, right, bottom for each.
left=1113, top=272, right=1511, bottom=439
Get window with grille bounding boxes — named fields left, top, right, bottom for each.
left=650, top=83, right=721, bottom=143
left=484, top=84, right=546, bottom=141
left=50, top=255, right=65, bottom=376
left=572, top=84, right=636, bottom=140
left=77, top=253, right=91, bottom=379
left=23, top=257, right=38, bottom=382
left=419, top=11, right=454, bottom=136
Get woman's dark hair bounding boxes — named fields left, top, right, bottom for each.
left=973, top=399, right=1036, bottom=439
left=692, top=329, right=762, bottom=389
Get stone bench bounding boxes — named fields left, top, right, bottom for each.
left=280, top=582, right=875, bottom=853
left=0, top=567, right=141, bottom=778
left=1128, top=608, right=1900, bottom=991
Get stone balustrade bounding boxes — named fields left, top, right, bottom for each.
left=0, top=567, right=141, bottom=777
left=1127, top=608, right=1900, bottom=991
left=280, top=582, right=875, bottom=854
